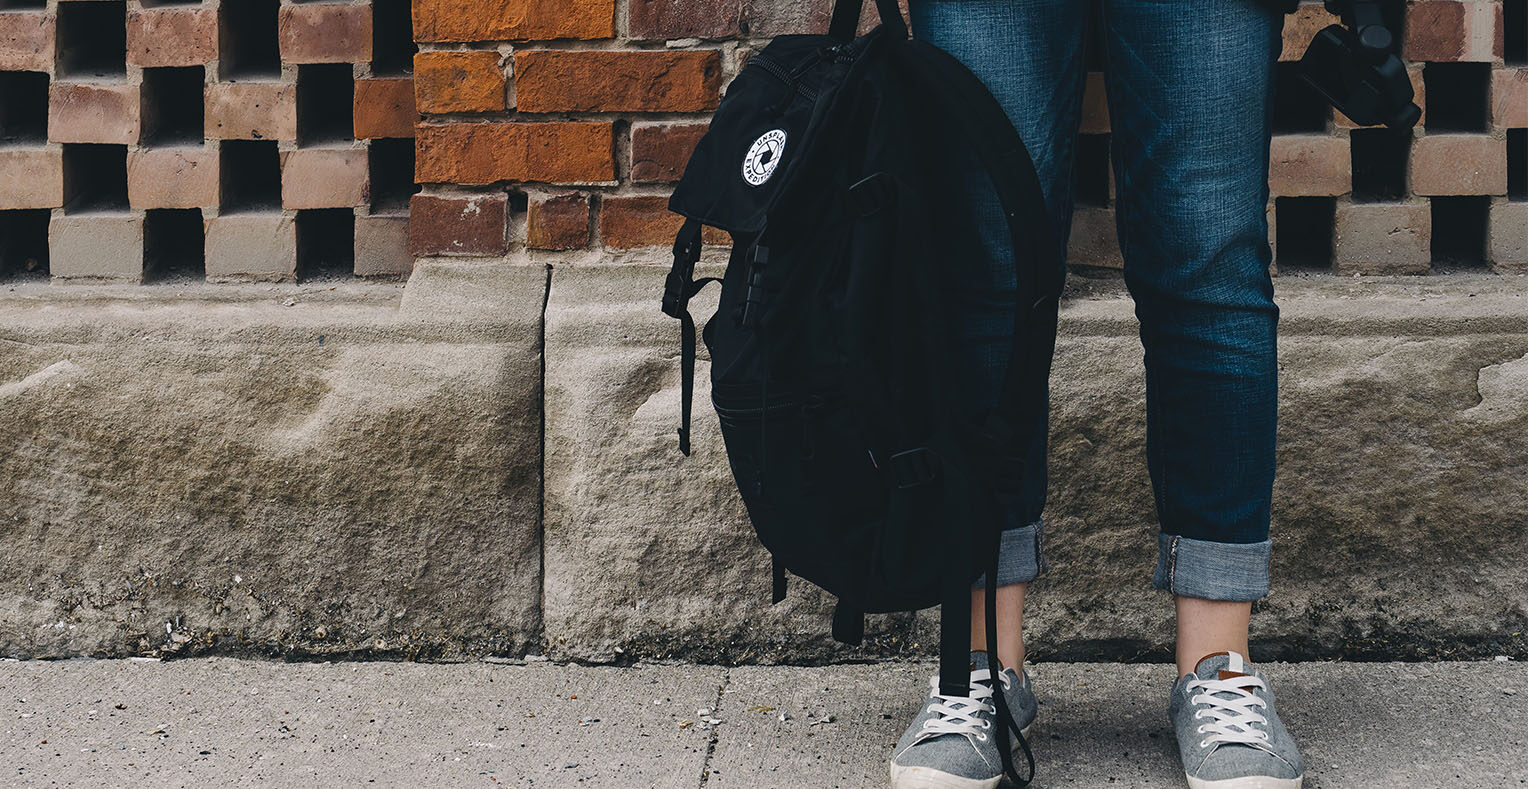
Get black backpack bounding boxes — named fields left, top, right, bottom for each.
left=660, top=0, right=1064, bottom=782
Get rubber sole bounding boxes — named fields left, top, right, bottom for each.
left=1185, top=775, right=1303, bottom=789
left=887, top=726, right=1032, bottom=789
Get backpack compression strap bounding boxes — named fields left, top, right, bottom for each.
left=662, top=218, right=720, bottom=456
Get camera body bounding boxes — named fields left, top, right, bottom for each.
left=1264, top=0, right=1421, bottom=128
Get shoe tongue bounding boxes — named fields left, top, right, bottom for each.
left=1193, top=650, right=1252, bottom=681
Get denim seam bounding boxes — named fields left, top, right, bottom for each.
left=1168, top=534, right=1180, bottom=594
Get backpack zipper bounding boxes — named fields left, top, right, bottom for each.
left=748, top=54, right=819, bottom=104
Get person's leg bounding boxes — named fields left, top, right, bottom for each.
left=907, top=0, right=1087, bottom=672
left=1100, top=2, right=1302, bottom=785
left=1097, top=0, right=1282, bottom=665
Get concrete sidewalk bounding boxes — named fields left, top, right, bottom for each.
left=2, top=658, right=1523, bottom=788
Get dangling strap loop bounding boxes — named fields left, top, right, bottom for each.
left=662, top=218, right=719, bottom=456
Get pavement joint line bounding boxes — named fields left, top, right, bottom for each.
left=696, top=666, right=731, bottom=788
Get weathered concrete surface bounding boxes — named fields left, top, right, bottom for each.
left=0, top=262, right=546, bottom=660
left=2, top=657, right=1523, bottom=788
left=0, top=657, right=719, bottom=788
left=545, top=268, right=1528, bottom=663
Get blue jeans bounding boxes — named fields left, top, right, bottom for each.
left=910, top=0, right=1284, bottom=601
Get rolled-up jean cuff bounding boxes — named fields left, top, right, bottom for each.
left=1151, top=533, right=1271, bottom=602
left=972, top=521, right=1045, bottom=589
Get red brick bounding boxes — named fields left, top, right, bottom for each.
left=1404, top=0, right=1497, bottom=62
left=631, top=123, right=707, bottom=183
left=527, top=193, right=590, bottom=250
left=600, top=194, right=685, bottom=249
left=1493, top=68, right=1528, bottom=129
left=282, top=148, right=370, bottom=209
left=0, top=148, right=63, bottom=210
left=354, top=78, right=417, bottom=139
left=206, top=81, right=297, bottom=141
left=354, top=214, right=413, bottom=276
left=413, top=0, right=614, bottom=43
left=1268, top=135, right=1350, bottom=197
left=48, top=82, right=140, bottom=145
left=415, top=122, right=616, bottom=185
left=744, top=0, right=832, bottom=38
left=408, top=193, right=509, bottom=256
left=1280, top=3, right=1339, bottom=62
left=514, top=50, right=721, bottom=113
left=0, top=11, right=53, bottom=72
left=413, top=51, right=506, bottom=114
left=278, top=4, right=372, bottom=64
left=1410, top=134, right=1507, bottom=195
left=629, top=0, right=743, bottom=40
left=1079, top=72, right=1109, bottom=135
left=127, top=148, right=218, bottom=210
left=127, top=7, right=217, bottom=68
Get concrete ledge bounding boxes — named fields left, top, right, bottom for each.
left=545, top=268, right=1528, bottom=662
left=0, top=265, right=546, bottom=660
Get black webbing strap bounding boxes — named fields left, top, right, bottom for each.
left=984, top=515, right=1036, bottom=787
left=662, top=218, right=720, bottom=456
left=828, top=0, right=907, bottom=42
left=938, top=561, right=971, bottom=699
left=832, top=602, right=864, bottom=645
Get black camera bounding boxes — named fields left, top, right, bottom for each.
left=1290, top=0, right=1422, bottom=128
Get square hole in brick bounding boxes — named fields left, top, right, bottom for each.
left=0, top=70, right=48, bottom=144
left=62, top=144, right=128, bottom=212
left=296, top=208, right=354, bottom=280
left=369, top=138, right=418, bottom=213
left=1274, top=196, right=1335, bottom=271
left=1510, top=129, right=1526, bottom=202
left=56, top=1, right=127, bottom=79
left=1423, top=63, right=1491, bottom=132
left=372, top=0, right=417, bottom=76
left=1350, top=128, right=1411, bottom=202
left=1073, top=133, right=1111, bottom=207
left=141, top=67, right=205, bottom=147
left=143, top=208, right=204, bottom=282
left=219, top=140, right=281, bottom=213
left=0, top=209, right=49, bottom=279
left=219, top=0, right=280, bottom=78
left=1507, top=0, right=1526, bottom=66
left=1430, top=196, right=1490, bottom=268
left=0, top=1, right=47, bottom=9
left=297, top=64, right=354, bottom=145
left=1273, top=62, right=1329, bottom=134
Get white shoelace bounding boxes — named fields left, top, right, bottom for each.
left=916, top=669, right=1012, bottom=744
left=1185, top=672, right=1273, bottom=750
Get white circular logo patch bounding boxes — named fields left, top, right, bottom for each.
left=742, top=129, right=787, bottom=186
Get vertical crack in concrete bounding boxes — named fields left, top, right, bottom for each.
left=537, top=263, right=552, bottom=651
left=696, top=668, right=731, bottom=788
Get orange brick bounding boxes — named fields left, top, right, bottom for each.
left=354, top=78, right=417, bottom=139
left=1410, top=134, right=1507, bottom=195
left=0, top=11, right=53, bottom=72
left=279, top=3, right=372, bottom=64
left=127, top=7, right=217, bottom=67
left=1268, top=134, right=1350, bottom=197
left=600, top=194, right=684, bottom=249
left=1493, top=68, right=1528, bottom=129
left=413, top=0, right=614, bottom=43
left=1280, top=3, right=1339, bottom=62
left=631, top=123, right=707, bottom=183
left=514, top=50, right=721, bottom=113
left=416, top=122, right=616, bottom=185
left=413, top=51, right=506, bottom=114
left=527, top=193, right=590, bottom=250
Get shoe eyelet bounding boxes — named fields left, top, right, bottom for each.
left=976, top=733, right=988, bottom=742
left=1198, top=739, right=1211, bottom=749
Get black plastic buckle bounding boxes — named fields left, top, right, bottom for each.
left=847, top=172, right=895, bottom=218
left=888, top=447, right=938, bottom=489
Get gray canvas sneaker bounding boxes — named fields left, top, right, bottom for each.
left=1169, top=651, right=1304, bottom=789
left=889, top=650, right=1037, bottom=789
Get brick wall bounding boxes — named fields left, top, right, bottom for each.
left=408, top=0, right=1527, bottom=274
left=0, top=0, right=419, bottom=283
